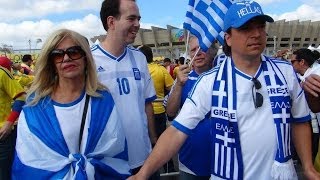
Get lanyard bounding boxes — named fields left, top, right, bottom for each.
left=79, top=94, right=90, bottom=152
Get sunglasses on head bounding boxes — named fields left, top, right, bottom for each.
left=50, top=46, right=85, bottom=63
left=251, top=77, right=263, bottom=108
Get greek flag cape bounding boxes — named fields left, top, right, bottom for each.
left=12, top=91, right=131, bottom=180
left=211, top=56, right=295, bottom=179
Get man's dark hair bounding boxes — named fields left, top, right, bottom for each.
left=100, top=0, right=120, bottom=31
left=22, top=54, right=32, bottom=62
left=313, top=50, right=320, bottom=60
left=139, top=45, right=153, bottom=63
left=100, top=0, right=136, bottom=31
left=223, top=17, right=267, bottom=57
left=163, top=58, right=171, bottom=63
left=222, top=29, right=232, bottom=56
left=293, top=48, right=319, bottom=67
left=178, top=57, right=185, bottom=64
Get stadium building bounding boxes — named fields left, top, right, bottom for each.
left=91, top=19, right=320, bottom=60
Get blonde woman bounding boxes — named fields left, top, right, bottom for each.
left=12, top=29, right=130, bottom=179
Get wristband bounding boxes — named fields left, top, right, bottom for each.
left=7, top=111, right=19, bottom=123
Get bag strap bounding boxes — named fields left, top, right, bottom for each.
left=79, top=94, right=90, bottom=152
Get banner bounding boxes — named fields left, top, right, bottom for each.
left=0, top=53, right=40, bottom=62
left=171, top=29, right=185, bottom=42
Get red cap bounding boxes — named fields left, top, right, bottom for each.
left=0, top=56, right=12, bottom=70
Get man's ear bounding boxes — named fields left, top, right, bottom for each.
left=300, top=59, right=306, bottom=66
left=107, top=16, right=115, bottom=30
left=225, top=33, right=232, bottom=47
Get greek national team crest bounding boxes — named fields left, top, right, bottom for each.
left=133, top=68, right=141, bottom=80
left=210, top=56, right=295, bottom=179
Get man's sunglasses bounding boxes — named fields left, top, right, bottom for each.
left=251, top=77, right=263, bottom=108
left=290, top=59, right=301, bottom=64
left=50, top=46, right=85, bottom=63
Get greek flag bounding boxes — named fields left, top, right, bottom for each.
left=183, top=0, right=236, bottom=52
left=12, top=91, right=131, bottom=179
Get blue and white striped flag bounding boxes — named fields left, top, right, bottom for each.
left=183, top=0, right=237, bottom=52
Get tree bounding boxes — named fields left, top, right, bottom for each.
left=0, top=44, right=13, bottom=54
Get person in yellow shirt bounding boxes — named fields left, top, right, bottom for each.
left=0, top=56, right=25, bottom=180
left=21, top=54, right=34, bottom=75
left=138, top=45, right=176, bottom=173
left=163, top=58, right=175, bottom=78
left=173, top=57, right=185, bottom=79
left=12, top=62, right=34, bottom=90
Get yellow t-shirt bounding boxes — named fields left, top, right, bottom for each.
left=148, top=63, right=174, bottom=114
left=13, top=70, right=34, bottom=90
left=0, top=67, right=25, bottom=127
left=173, top=66, right=180, bottom=80
left=315, top=142, right=320, bottom=172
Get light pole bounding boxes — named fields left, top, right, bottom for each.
left=273, top=36, right=277, bottom=55
left=28, top=39, right=31, bottom=53
left=34, top=38, right=42, bottom=52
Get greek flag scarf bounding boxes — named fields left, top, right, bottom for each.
left=211, top=56, right=295, bottom=179
left=12, top=91, right=130, bottom=180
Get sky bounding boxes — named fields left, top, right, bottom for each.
left=0, top=0, right=319, bottom=50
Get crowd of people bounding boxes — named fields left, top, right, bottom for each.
left=1, top=0, right=320, bottom=179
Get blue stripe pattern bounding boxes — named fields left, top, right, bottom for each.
left=12, top=91, right=130, bottom=179
left=13, top=156, right=69, bottom=179
left=211, top=59, right=243, bottom=179
left=183, top=0, right=235, bottom=51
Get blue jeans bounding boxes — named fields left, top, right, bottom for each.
left=0, top=127, right=16, bottom=180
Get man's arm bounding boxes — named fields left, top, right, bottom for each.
left=304, top=92, right=320, bottom=113
left=166, top=83, right=183, bottom=117
left=0, top=70, right=26, bottom=140
left=0, top=93, right=25, bottom=140
left=292, top=122, right=320, bottom=179
left=162, top=66, right=174, bottom=93
left=129, top=126, right=187, bottom=179
left=166, top=64, right=190, bottom=117
left=301, top=74, right=320, bottom=113
left=145, top=102, right=157, bottom=145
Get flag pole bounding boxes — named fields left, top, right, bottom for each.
left=188, top=46, right=200, bottom=68
left=184, top=30, right=190, bottom=65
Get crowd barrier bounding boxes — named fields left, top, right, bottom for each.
left=0, top=53, right=40, bottom=62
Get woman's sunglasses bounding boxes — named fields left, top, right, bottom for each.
left=50, top=46, right=85, bottom=63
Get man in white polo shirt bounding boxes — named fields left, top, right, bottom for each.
left=129, top=1, right=320, bottom=179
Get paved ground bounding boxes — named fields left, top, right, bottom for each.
left=159, top=159, right=307, bottom=180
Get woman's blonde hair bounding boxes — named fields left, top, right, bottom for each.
left=27, top=28, right=106, bottom=105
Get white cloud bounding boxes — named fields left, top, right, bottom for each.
left=140, top=22, right=165, bottom=29
left=57, top=14, right=105, bottom=38
left=301, top=0, right=320, bottom=6
left=272, top=4, right=320, bottom=21
left=255, top=0, right=287, bottom=5
left=0, top=13, right=167, bottom=50
left=0, top=0, right=101, bottom=22
left=1, top=0, right=320, bottom=50
left=0, top=14, right=105, bottom=50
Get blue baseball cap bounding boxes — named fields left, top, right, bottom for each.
left=223, top=1, right=274, bottom=32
